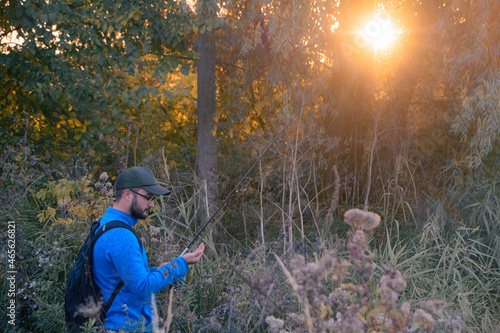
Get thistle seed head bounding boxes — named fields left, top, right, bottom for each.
left=344, top=208, right=381, bottom=230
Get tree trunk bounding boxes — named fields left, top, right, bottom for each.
left=197, top=24, right=217, bottom=226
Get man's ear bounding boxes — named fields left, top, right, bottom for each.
left=124, top=189, right=134, bottom=200
left=117, top=189, right=132, bottom=204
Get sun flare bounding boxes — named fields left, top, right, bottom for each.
left=358, top=13, right=400, bottom=52
left=366, top=19, right=396, bottom=51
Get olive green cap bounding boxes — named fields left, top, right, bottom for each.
left=115, top=167, right=170, bottom=195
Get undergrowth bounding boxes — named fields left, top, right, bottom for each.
left=0, top=145, right=499, bottom=332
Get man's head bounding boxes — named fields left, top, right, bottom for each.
left=114, top=167, right=170, bottom=219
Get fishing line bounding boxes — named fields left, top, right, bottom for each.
left=181, top=66, right=335, bottom=256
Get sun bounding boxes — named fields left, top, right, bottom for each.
left=358, top=13, right=399, bottom=52
left=365, top=18, right=397, bottom=51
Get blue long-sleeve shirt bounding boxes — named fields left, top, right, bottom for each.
left=92, top=208, right=189, bottom=331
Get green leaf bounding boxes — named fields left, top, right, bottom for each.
left=170, top=57, right=179, bottom=70
left=409, top=325, right=420, bottom=332
left=15, top=7, right=24, bottom=18
left=180, top=63, right=190, bottom=75
left=163, top=90, right=173, bottom=99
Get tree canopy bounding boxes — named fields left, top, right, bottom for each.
left=1, top=0, right=196, bottom=172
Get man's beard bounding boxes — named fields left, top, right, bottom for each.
left=130, top=196, right=150, bottom=219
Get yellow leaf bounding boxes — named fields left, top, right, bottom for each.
left=340, top=283, right=360, bottom=292
left=46, top=207, right=56, bottom=218
left=74, top=118, right=82, bottom=127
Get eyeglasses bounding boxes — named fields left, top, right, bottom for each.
left=129, top=189, right=157, bottom=202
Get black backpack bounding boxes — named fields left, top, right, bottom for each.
left=65, top=220, right=143, bottom=333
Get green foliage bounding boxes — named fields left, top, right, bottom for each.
left=435, top=0, right=500, bottom=169
left=0, top=0, right=197, bottom=172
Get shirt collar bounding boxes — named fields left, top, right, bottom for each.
left=105, top=207, right=138, bottom=227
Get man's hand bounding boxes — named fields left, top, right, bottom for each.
left=182, top=243, right=205, bottom=264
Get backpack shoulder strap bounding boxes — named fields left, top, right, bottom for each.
left=90, top=220, right=144, bottom=321
left=100, top=280, right=124, bottom=322
left=91, top=220, right=143, bottom=253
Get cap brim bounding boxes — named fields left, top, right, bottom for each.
left=142, top=184, right=171, bottom=196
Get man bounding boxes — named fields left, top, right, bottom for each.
left=92, top=167, right=205, bottom=331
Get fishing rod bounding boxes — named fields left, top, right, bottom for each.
left=180, top=66, right=335, bottom=257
